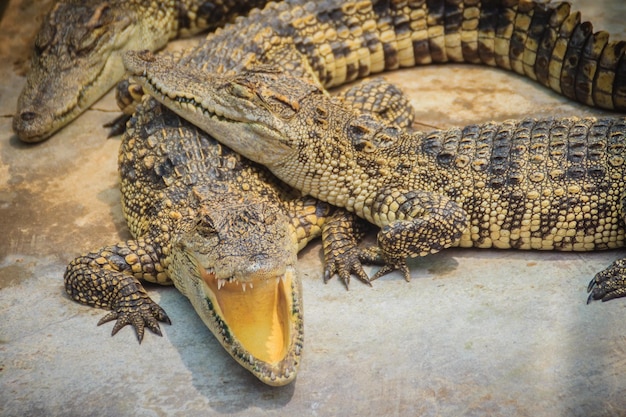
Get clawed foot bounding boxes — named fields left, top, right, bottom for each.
left=103, top=114, right=131, bottom=137
left=324, top=245, right=383, bottom=289
left=98, top=295, right=171, bottom=343
left=104, top=79, right=144, bottom=136
left=587, top=259, right=626, bottom=303
left=370, top=258, right=411, bottom=283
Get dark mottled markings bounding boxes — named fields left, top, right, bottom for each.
left=476, top=0, right=502, bottom=65
left=521, top=2, right=551, bottom=79
left=534, top=3, right=569, bottom=86
left=508, top=2, right=530, bottom=73
left=177, top=3, right=192, bottom=30
left=561, top=21, right=592, bottom=100
left=614, top=44, right=626, bottom=109
left=178, top=0, right=271, bottom=31
left=427, top=0, right=447, bottom=62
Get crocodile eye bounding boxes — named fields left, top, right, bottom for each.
left=33, top=22, right=56, bottom=56
left=70, top=4, right=118, bottom=56
left=258, top=89, right=299, bottom=119
left=195, top=215, right=217, bottom=239
left=230, top=83, right=254, bottom=99
left=71, top=30, right=100, bottom=55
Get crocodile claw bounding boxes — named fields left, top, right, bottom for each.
left=323, top=244, right=385, bottom=289
left=104, top=114, right=132, bottom=137
left=323, top=252, right=371, bottom=290
left=586, top=259, right=626, bottom=304
left=370, top=259, right=411, bottom=283
left=98, top=297, right=171, bottom=343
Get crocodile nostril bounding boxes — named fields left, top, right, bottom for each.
left=20, top=111, right=38, bottom=122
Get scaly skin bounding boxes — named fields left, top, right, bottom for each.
left=122, top=0, right=626, bottom=302
left=65, top=95, right=308, bottom=386
left=65, top=0, right=626, bottom=385
left=64, top=73, right=415, bottom=385
left=64, top=97, right=323, bottom=385
left=163, top=0, right=625, bottom=109
left=13, top=0, right=270, bottom=142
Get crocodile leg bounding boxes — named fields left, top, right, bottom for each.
left=366, top=187, right=470, bottom=281
left=315, top=77, right=419, bottom=285
left=287, top=78, right=418, bottom=287
left=321, top=210, right=383, bottom=288
left=64, top=239, right=171, bottom=342
left=588, top=259, right=626, bottom=303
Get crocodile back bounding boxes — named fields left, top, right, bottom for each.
left=406, top=117, right=626, bottom=251
left=183, top=0, right=626, bottom=111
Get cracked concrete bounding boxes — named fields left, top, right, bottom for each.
left=1, top=1, right=626, bottom=416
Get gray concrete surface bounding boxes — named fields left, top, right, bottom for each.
left=1, top=1, right=626, bottom=416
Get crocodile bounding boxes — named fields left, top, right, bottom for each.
left=63, top=70, right=416, bottom=385
left=65, top=0, right=626, bottom=385
left=122, top=0, right=626, bottom=302
left=13, top=0, right=271, bottom=143
left=19, top=0, right=626, bottom=144
left=64, top=94, right=305, bottom=386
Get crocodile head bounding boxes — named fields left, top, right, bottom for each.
left=14, top=1, right=169, bottom=142
left=123, top=50, right=328, bottom=166
left=169, top=193, right=303, bottom=386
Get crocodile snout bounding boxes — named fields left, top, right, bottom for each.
left=13, top=108, right=54, bottom=143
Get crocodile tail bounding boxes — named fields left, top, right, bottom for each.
left=408, top=0, right=626, bottom=111
left=425, top=0, right=626, bottom=111
left=469, top=0, right=626, bottom=111
left=300, top=0, right=625, bottom=111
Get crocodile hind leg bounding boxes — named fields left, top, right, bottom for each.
left=64, top=238, right=171, bottom=342
left=587, top=259, right=626, bottom=303
left=285, top=196, right=380, bottom=288
left=321, top=210, right=383, bottom=288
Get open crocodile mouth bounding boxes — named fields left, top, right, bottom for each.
left=196, top=264, right=302, bottom=385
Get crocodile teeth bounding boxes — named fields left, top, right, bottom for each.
left=216, top=277, right=256, bottom=291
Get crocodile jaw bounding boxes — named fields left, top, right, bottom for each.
left=201, top=268, right=293, bottom=365
left=201, top=266, right=302, bottom=384
left=14, top=44, right=127, bottom=142
left=169, top=204, right=304, bottom=386
left=175, top=260, right=303, bottom=386
left=123, top=50, right=304, bottom=165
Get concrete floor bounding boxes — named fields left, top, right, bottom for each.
left=1, top=1, right=626, bottom=416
